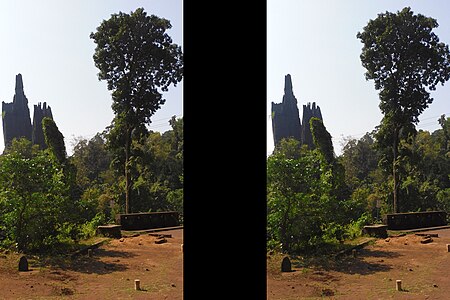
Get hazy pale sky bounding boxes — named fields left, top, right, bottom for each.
left=267, top=1, right=450, bottom=157
left=0, top=0, right=182, bottom=154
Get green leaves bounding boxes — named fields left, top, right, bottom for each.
left=42, top=117, right=67, bottom=164
left=91, top=8, right=183, bottom=213
left=0, top=140, right=72, bottom=252
left=358, top=7, right=450, bottom=212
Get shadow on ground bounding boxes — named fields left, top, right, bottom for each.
left=35, top=249, right=136, bottom=275
left=293, top=248, right=401, bottom=276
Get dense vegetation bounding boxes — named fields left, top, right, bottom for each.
left=268, top=7, right=450, bottom=255
left=0, top=117, right=183, bottom=253
left=357, top=7, right=450, bottom=212
left=90, top=8, right=183, bottom=213
left=267, top=116, right=449, bottom=254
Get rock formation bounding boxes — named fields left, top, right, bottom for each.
left=271, top=74, right=302, bottom=146
left=271, top=74, right=324, bottom=150
left=32, top=102, right=53, bottom=149
left=2, top=74, right=33, bottom=148
left=301, top=102, right=323, bottom=149
left=2, top=74, right=54, bottom=150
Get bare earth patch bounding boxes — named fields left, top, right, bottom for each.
left=0, top=229, right=183, bottom=299
left=268, top=228, right=450, bottom=299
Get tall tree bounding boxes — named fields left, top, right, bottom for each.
left=90, top=8, right=183, bottom=213
left=357, top=7, right=450, bottom=212
left=42, top=117, right=66, bottom=164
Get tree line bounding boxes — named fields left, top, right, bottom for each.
left=0, top=116, right=183, bottom=253
left=267, top=116, right=449, bottom=254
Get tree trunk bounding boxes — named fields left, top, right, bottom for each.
left=392, top=128, right=399, bottom=213
left=124, top=127, right=133, bottom=214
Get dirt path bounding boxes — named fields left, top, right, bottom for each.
left=267, top=228, right=450, bottom=299
left=0, top=228, right=183, bottom=299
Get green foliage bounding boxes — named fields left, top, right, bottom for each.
left=339, top=122, right=450, bottom=217
left=69, top=117, right=183, bottom=222
left=70, top=133, right=112, bottom=190
left=268, top=116, right=449, bottom=255
left=42, top=117, right=67, bottom=164
left=437, top=189, right=450, bottom=214
left=339, top=133, right=379, bottom=189
left=268, top=137, right=356, bottom=254
left=273, top=137, right=304, bottom=159
left=79, top=213, right=107, bottom=239
left=310, top=117, right=334, bottom=164
left=167, top=188, right=183, bottom=213
left=0, top=139, right=72, bottom=252
left=357, top=7, right=450, bottom=212
left=90, top=7, right=183, bottom=213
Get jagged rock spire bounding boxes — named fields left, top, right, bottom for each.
left=271, top=74, right=324, bottom=151
left=32, top=102, right=53, bottom=149
left=2, top=74, right=55, bottom=150
left=272, top=74, right=302, bottom=147
left=284, top=74, right=294, bottom=98
left=15, top=73, right=24, bottom=95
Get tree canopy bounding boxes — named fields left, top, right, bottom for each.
left=90, top=8, right=183, bottom=213
left=357, top=7, right=450, bottom=212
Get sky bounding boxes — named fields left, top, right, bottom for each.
left=0, top=0, right=182, bottom=155
left=267, top=0, right=450, bottom=157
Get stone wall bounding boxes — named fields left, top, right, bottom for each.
left=383, top=211, right=447, bottom=230
left=117, top=212, right=180, bottom=230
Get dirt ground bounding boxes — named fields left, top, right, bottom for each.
left=267, top=228, right=450, bottom=299
left=0, top=228, right=183, bottom=300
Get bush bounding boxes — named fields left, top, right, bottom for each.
left=344, top=213, right=373, bottom=240
left=0, top=144, right=73, bottom=252
left=80, top=213, right=106, bottom=239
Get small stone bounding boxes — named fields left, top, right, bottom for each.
left=385, top=238, right=390, bottom=242
left=171, top=283, right=176, bottom=287
left=396, top=280, right=402, bottom=291
left=433, top=284, right=438, bottom=288
left=409, top=268, right=413, bottom=271
left=60, top=288, right=74, bottom=295
left=155, top=238, right=167, bottom=244
left=145, top=268, right=149, bottom=271
left=281, top=256, right=291, bottom=272
left=119, top=238, right=125, bottom=242
left=421, top=237, right=433, bottom=244
left=18, top=256, right=28, bottom=272
left=134, top=279, right=141, bottom=291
